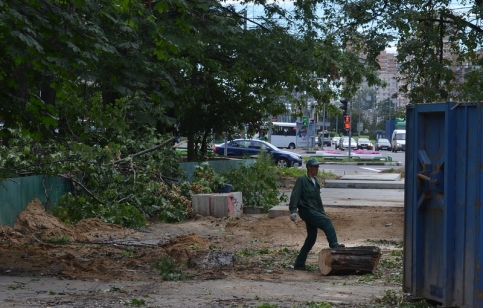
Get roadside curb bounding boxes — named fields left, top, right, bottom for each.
left=325, top=180, right=404, bottom=189
left=299, top=152, right=401, bottom=166
left=320, top=162, right=401, bottom=166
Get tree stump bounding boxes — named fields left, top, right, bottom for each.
left=318, top=246, right=381, bottom=276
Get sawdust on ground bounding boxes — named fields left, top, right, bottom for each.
left=0, top=194, right=404, bottom=307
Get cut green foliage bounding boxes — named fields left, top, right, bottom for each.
left=124, top=298, right=146, bottom=306
left=366, top=239, right=403, bottom=248
left=192, top=162, right=227, bottom=193
left=2, top=128, right=189, bottom=229
left=151, top=256, right=186, bottom=281
left=358, top=248, right=404, bottom=285
left=223, top=152, right=287, bottom=210
left=375, top=290, right=430, bottom=308
left=121, top=250, right=134, bottom=258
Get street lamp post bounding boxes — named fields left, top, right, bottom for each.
left=358, top=95, right=361, bottom=137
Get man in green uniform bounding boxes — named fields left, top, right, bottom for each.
left=289, top=157, right=344, bottom=270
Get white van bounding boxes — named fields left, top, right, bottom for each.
left=391, top=129, right=406, bottom=152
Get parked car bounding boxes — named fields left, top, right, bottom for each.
left=339, top=137, right=358, bottom=150
left=357, top=138, right=373, bottom=150
left=213, top=139, right=303, bottom=168
left=317, top=133, right=331, bottom=147
left=332, top=136, right=340, bottom=147
left=317, top=132, right=332, bottom=147
left=375, top=138, right=391, bottom=151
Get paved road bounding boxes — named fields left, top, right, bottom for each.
left=284, top=146, right=405, bottom=175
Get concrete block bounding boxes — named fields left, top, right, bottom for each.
left=211, top=192, right=243, bottom=218
left=191, top=194, right=213, bottom=217
left=268, top=205, right=290, bottom=218
left=192, top=192, right=243, bottom=218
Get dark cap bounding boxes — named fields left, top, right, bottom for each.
left=306, top=157, right=321, bottom=167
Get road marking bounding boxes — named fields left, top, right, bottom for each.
left=359, top=167, right=382, bottom=172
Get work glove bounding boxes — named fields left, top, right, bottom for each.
left=290, top=213, right=297, bottom=222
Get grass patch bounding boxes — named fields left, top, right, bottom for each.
left=44, top=236, right=71, bottom=244
left=380, top=167, right=405, bottom=178
left=366, top=239, right=403, bottom=248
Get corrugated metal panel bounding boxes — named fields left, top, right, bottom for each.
left=180, top=159, right=256, bottom=181
left=0, top=175, right=72, bottom=227
left=404, top=102, right=483, bottom=307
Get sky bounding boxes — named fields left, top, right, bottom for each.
left=224, top=0, right=476, bottom=55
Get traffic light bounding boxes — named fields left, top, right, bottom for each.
left=344, top=115, right=351, bottom=131
left=302, top=116, right=308, bottom=126
left=340, top=100, right=348, bottom=116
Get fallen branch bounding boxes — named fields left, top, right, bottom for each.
left=57, top=174, right=106, bottom=205
left=112, top=136, right=177, bottom=165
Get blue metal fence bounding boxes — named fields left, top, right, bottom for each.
left=179, top=159, right=256, bottom=181
left=0, top=175, right=72, bottom=227
left=0, top=159, right=256, bottom=227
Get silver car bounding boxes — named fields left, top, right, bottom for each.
left=339, top=137, right=358, bottom=150
left=375, top=138, right=391, bottom=151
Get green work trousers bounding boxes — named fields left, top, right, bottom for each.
left=294, top=207, right=338, bottom=268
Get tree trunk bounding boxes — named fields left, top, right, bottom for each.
left=318, top=246, right=381, bottom=276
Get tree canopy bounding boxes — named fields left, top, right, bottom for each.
left=1, top=0, right=483, bottom=147
left=0, top=0, right=382, bottom=157
left=330, top=0, right=483, bottom=103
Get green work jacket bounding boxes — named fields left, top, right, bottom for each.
left=289, top=174, right=324, bottom=214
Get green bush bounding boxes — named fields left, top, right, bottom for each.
left=223, top=152, right=287, bottom=210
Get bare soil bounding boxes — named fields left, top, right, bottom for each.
left=0, top=196, right=404, bottom=307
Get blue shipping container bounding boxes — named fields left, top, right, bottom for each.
left=385, top=119, right=395, bottom=140
left=404, top=102, right=483, bottom=307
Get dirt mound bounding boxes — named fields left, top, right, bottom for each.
left=74, top=217, right=135, bottom=240
left=3, top=199, right=136, bottom=245
left=12, top=199, right=87, bottom=243
left=161, top=233, right=211, bottom=264
left=0, top=224, right=26, bottom=245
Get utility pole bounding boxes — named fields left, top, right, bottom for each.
left=348, top=100, right=352, bottom=161
left=358, top=95, right=361, bottom=137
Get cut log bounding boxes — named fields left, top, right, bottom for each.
left=318, top=246, right=381, bottom=276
